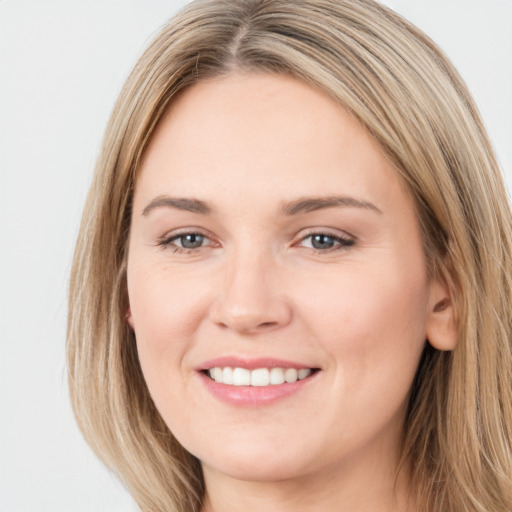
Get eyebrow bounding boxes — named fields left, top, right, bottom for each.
left=142, top=196, right=214, bottom=216
left=280, top=196, right=382, bottom=216
left=141, top=194, right=382, bottom=217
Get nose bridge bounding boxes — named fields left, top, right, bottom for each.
left=210, top=238, right=291, bottom=333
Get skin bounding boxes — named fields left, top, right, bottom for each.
left=127, top=72, right=455, bottom=512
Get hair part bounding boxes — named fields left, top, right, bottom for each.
left=67, top=1, right=512, bottom=510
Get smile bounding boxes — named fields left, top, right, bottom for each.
left=205, top=367, right=314, bottom=386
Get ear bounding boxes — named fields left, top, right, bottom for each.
left=125, top=306, right=135, bottom=330
left=425, top=278, right=457, bottom=351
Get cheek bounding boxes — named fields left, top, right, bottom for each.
left=127, top=260, right=212, bottom=370
left=295, top=262, right=429, bottom=374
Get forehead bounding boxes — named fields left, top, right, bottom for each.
left=134, top=72, right=410, bottom=218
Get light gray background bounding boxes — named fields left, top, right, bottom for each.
left=1, top=1, right=511, bottom=511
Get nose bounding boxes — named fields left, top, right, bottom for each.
left=209, top=247, right=292, bottom=335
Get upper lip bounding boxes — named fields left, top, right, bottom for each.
left=197, top=356, right=319, bottom=371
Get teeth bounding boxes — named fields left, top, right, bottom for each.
left=251, top=368, right=270, bottom=387
left=232, top=368, right=251, bottom=386
left=206, top=367, right=313, bottom=386
left=284, top=368, right=298, bottom=383
left=213, top=367, right=223, bottom=383
left=270, top=367, right=285, bottom=385
left=222, top=367, right=233, bottom=385
left=298, top=368, right=312, bottom=380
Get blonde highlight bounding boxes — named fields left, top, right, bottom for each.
left=67, top=1, right=512, bottom=510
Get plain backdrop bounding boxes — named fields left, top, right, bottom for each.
left=0, top=1, right=511, bottom=511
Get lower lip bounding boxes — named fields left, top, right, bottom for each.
left=198, top=371, right=318, bottom=407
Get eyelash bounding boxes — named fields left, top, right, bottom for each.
left=157, top=230, right=213, bottom=254
left=157, top=230, right=355, bottom=255
left=298, top=230, right=355, bottom=252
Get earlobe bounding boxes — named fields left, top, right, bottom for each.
left=425, top=280, right=458, bottom=351
left=125, top=306, right=135, bottom=330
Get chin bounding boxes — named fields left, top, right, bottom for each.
left=180, top=428, right=318, bottom=483
left=202, top=450, right=311, bottom=483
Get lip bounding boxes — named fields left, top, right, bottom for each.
left=197, top=356, right=315, bottom=371
left=196, top=356, right=320, bottom=407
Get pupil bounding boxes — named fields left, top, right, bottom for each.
left=182, top=234, right=203, bottom=248
left=312, top=234, right=334, bottom=249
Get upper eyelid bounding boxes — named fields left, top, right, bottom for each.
left=294, top=233, right=355, bottom=251
left=294, top=227, right=356, bottom=242
left=159, top=227, right=353, bottom=240
left=157, top=231, right=217, bottom=252
left=161, top=227, right=213, bottom=242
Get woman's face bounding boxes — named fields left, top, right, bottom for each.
left=127, top=73, right=442, bottom=484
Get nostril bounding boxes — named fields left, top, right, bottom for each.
left=209, top=293, right=293, bottom=334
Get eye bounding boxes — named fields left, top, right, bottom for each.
left=298, top=232, right=355, bottom=252
left=158, top=231, right=214, bottom=253
left=174, top=233, right=207, bottom=249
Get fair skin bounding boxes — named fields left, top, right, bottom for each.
left=127, top=72, right=455, bottom=512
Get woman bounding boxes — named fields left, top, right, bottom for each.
left=67, top=0, right=512, bottom=510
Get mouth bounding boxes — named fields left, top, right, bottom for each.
left=197, top=357, right=321, bottom=405
left=201, top=366, right=320, bottom=387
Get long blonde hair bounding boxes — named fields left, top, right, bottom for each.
left=67, top=1, right=512, bottom=510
